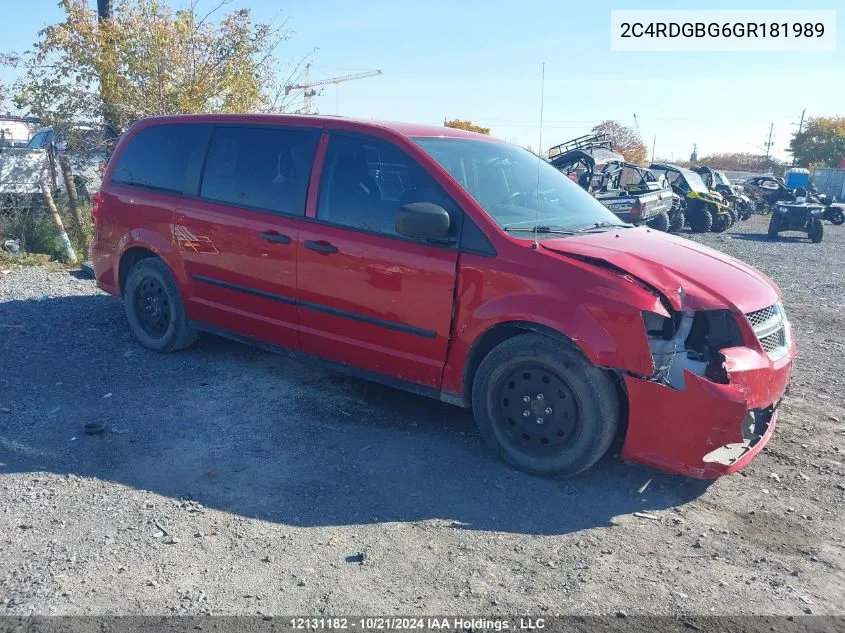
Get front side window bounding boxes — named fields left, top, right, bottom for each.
left=112, top=124, right=201, bottom=193
left=317, top=135, right=459, bottom=238
left=200, top=126, right=320, bottom=215
left=414, top=137, right=623, bottom=235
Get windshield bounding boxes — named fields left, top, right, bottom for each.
left=715, top=171, right=731, bottom=186
left=413, top=137, right=624, bottom=233
left=684, top=170, right=710, bottom=193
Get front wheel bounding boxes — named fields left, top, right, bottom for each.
left=688, top=207, right=713, bottom=233
left=471, top=333, right=620, bottom=477
left=767, top=216, right=781, bottom=238
left=809, top=218, right=824, bottom=243
left=124, top=258, right=198, bottom=353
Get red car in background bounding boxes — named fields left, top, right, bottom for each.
left=92, top=114, right=795, bottom=478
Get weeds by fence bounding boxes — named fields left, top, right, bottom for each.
left=0, top=188, right=91, bottom=263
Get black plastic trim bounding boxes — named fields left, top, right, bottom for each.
left=192, top=274, right=437, bottom=339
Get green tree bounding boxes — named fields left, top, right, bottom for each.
left=444, top=119, right=490, bottom=135
left=591, top=120, right=647, bottom=164
left=790, top=116, right=845, bottom=168
left=5, top=0, right=311, bottom=133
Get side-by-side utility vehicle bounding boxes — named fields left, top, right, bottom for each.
left=548, top=135, right=675, bottom=231
left=649, top=163, right=734, bottom=233
left=92, top=115, right=795, bottom=479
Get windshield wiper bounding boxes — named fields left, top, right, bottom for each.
left=572, top=221, right=632, bottom=232
left=502, top=225, right=578, bottom=235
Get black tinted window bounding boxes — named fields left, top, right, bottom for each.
left=200, top=126, right=320, bottom=216
left=112, top=124, right=200, bottom=193
left=318, top=135, right=458, bottom=238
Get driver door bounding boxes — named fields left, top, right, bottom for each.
left=296, top=132, right=461, bottom=389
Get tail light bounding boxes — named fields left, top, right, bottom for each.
left=91, top=190, right=104, bottom=228
left=631, top=199, right=642, bottom=216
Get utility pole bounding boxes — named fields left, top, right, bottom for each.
left=764, top=123, right=774, bottom=166
left=651, top=135, right=656, bottom=163
left=792, top=109, right=806, bottom=166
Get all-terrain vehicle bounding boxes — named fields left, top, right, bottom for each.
left=744, top=175, right=844, bottom=225
left=649, top=163, right=733, bottom=233
left=692, top=165, right=753, bottom=221
left=768, top=196, right=825, bottom=243
left=548, top=135, right=675, bottom=230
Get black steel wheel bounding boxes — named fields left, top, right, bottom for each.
left=472, top=333, right=620, bottom=477
left=124, top=258, right=198, bottom=353
left=495, top=365, right=582, bottom=456
left=134, top=277, right=171, bottom=337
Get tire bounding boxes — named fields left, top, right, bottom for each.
left=123, top=257, right=198, bottom=353
left=688, top=207, right=713, bottom=233
left=726, top=205, right=737, bottom=227
left=710, top=207, right=728, bottom=233
left=767, top=216, right=781, bottom=238
left=809, top=218, right=824, bottom=243
left=646, top=211, right=670, bottom=232
left=471, top=333, right=620, bottom=477
left=828, top=207, right=845, bottom=225
left=669, top=211, right=685, bottom=233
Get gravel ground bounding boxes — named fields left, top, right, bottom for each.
left=1, top=214, right=844, bottom=617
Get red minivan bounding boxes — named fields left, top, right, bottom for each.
left=92, top=114, right=795, bottom=478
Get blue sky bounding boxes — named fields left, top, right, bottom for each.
left=3, top=0, right=842, bottom=160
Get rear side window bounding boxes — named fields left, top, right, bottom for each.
left=112, top=124, right=200, bottom=193
left=200, top=126, right=320, bottom=216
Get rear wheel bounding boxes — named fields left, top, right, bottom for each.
left=646, top=211, right=670, bottom=232
left=124, top=258, right=198, bottom=353
left=828, top=207, right=845, bottom=225
left=767, top=216, right=781, bottom=238
left=809, top=218, right=824, bottom=243
left=471, top=333, right=620, bottom=477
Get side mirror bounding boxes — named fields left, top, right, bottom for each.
left=395, top=202, right=450, bottom=240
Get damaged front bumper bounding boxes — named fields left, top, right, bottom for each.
left=620, top=302, right=795, bottom=479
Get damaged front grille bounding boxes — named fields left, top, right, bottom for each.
left=746, top=302, right=789, bottom=361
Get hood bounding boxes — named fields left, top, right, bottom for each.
left=541, top=228, right=779, bottom=313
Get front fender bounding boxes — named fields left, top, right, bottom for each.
left=441, top=257, right=665, bottom=397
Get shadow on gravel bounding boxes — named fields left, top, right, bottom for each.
left=728, top=232, right=811, bottom=243
left=0, top=292, right=711, bottom=536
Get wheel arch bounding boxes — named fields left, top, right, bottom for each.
left=462, top=320, right=626, bottom=406
left=116, top=229, right=187, bottom=297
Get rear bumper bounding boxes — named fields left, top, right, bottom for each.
left=91, top=237, right=119, bottom=296
left=620, top=343, right=794, bottom=479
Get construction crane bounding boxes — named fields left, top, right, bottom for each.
left=285, top=65, right=383, bottom=115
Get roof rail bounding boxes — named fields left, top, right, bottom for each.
left=547, top=133, right=613, bottom=158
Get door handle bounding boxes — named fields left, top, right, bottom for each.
left=260, top=231, right=291, bottom=244
left=304, top=240, right=338, bottom=254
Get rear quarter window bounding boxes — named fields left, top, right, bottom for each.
left=112, top=124, right=201, bottom=193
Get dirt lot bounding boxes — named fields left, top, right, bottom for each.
left=1, top=214, right=844, bottom=617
